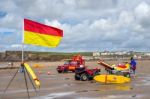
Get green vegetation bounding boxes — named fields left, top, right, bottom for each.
left=1, top=51, right=93, bottom=61
left=25, top=51, right=93, bottom=56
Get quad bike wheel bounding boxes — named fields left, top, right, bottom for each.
left=75, top=74, right=80, bottom=80
left=81, top=73, right=88, bottom=81
left=58, top=71, right=62, bottom=73
left=62, top=69, right=68, bottom=73
left=94, top=71, right=100, bottom=76
left=123, top=73, right=130, bottom=78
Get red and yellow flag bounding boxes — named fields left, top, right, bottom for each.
left=24, top=19, right=63, bottom=47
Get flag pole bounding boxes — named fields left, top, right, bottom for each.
left=22, top=19, right=31, bottom=99
left=22, top=43, right=24, bottom=62
left=22, top=19, right=24, bottom=63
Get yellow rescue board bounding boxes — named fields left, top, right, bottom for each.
left=94, top=74, right=130, bottom=84
left=24, top=63, right=40, bottom=87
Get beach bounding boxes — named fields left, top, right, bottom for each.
left=0, top=60, right=150, bottom=99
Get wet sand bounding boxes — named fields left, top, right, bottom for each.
left=0, top=60, right=150, bottom=99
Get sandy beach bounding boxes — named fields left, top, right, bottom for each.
left=0, top=60, right=150, bottom=99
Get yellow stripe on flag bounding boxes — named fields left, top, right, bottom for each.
left=24, top=31, right=62, bottom=47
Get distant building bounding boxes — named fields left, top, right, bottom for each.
left=144, top=52, right=150, bottom=56
left=100, top=51, right=110, bottom=55
left=82, top=56, right=93, bottom=61
left=133, top=54, right=142, bottom=59
left=114, top=51, right=127, bottom=55
left=93, top=52, right=100, bottom=57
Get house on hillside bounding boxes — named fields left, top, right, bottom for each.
left=114, top=51, right=127, bottom=55
left=93, top=52, right=100, bottom=57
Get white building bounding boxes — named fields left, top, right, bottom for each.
left=93, top=52, right=100, bottom=57
left=144, top=52, right=150, bottom=56
left=114, top=51, right=127, bottom=55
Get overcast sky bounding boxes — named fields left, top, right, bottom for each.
left=0, top=0, right=150, bottom=52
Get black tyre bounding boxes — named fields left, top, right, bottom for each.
left=81, top=73, right=88, bottom=81
left=58, top=71, right=62, bottom=73
left=124, top=73, right=130, bottom=78
left=62, top=69, right=68, bottom=73
left=94, top=71, right=100, bottom=76
left=75, top=74, right=80, bottom=80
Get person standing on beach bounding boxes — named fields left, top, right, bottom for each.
left=130, top=57, right=137, bottom=76
left=19, top=62, right=25, bottom=73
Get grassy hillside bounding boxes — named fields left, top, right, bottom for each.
left=2, top=51, right=93, bottom=61
left=27, top=51, right=93, bottom=56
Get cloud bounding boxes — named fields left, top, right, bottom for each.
left=0, top=0, right=150, bottom=52
left=44, top=18, right=130, bottom=51
left=11, top=44, right=22, bottom=48
left=0, top=13, right=22, bottom=29
left=135, top=2, right=150, bottom=19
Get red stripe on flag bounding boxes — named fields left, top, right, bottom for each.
left=24, top=19, right=63, bottom=37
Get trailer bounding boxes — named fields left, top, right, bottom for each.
left=97, top=60, right=130, bottom=77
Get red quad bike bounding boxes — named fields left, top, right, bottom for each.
left=75, top=67, right=101, bottom=81
left=57, top=55, right=85, bottom=73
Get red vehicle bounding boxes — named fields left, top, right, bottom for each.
left=75, top=67, right=100, bottom=81
left=57, top=55, right=85, bottom=73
